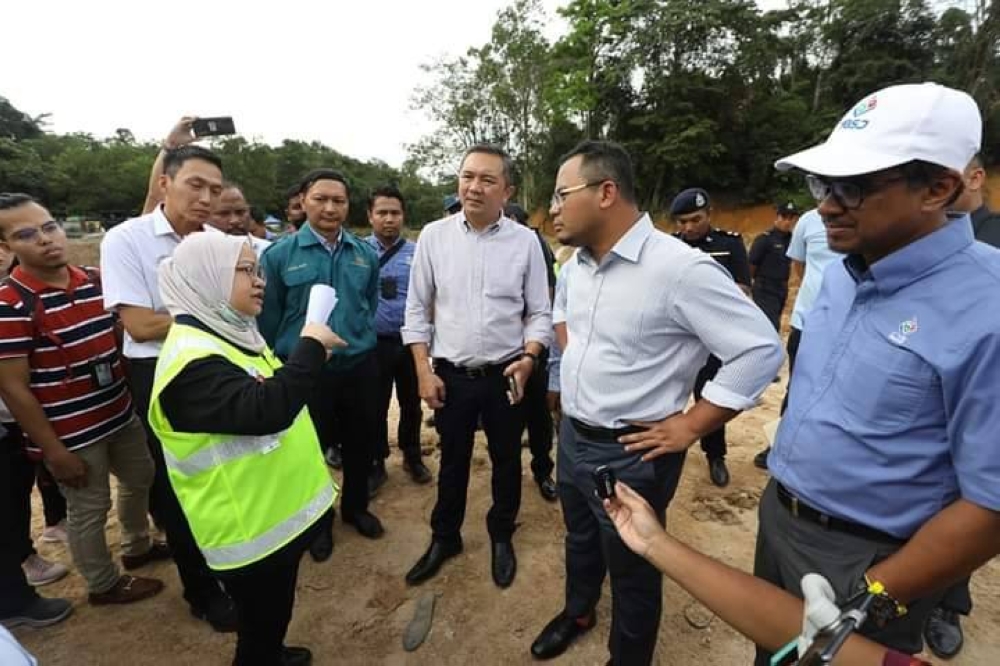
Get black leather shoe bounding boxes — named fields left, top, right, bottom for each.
left=368, top=462, right=388, bottom=499
left=536, top=476, right=558, bottom=503
left=530, top=610, right=596, bottom=660
left=343, top=511, right=385, bottom=539
left=404, top=458, right=433, bottom=485
left=753, top=447, right=770, bottom=470
left=406, top=540, right=462, bottom=585
left=924, top=607, right=964, bottom=658
left=709, top=458, right=730, bottom=487
left=324, top=447, right=342, bottom=470
left=190, top=594, right=238, bottom=633
left=281, top=646, right=312, bottom=666
left=491, top=541, right=517, bottom=588
left=309, top=526, right=334, bottom=562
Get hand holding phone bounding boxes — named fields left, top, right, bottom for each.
left=506, top=375, right=521, bottom=404
left=192, top=116, right=236, bottom=138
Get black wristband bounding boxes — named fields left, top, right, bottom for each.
left=521, top=352, right=539, bottom=364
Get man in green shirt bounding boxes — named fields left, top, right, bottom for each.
left=258, top=169, right=383, bottom=562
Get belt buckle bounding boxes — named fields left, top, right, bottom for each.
left=790, top=496, right=800, bottom=518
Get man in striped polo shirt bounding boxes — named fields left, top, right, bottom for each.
left=0, top=194, right=165, bottom=606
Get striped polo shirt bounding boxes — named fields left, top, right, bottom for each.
left=0, top=265, right=132, bottom=452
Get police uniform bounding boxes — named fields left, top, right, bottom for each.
left=670, top=188, right=752, bottom=483
left=749, top=227, right=793, bottom=332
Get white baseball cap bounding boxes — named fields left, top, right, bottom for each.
left=775, top=82, right=982, bottom=177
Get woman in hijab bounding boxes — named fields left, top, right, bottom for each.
left=148, top=232, right=343, bottom=666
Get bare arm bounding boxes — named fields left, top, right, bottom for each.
left=0, top=358, right=87, bottom=487
left=607, top=482, right=897, bottom=665
left=142, top=117, right=197, bottom=214
left=792, top=260, right=805, bottom=283
left=118, top=305, right=173, bottom=343
left=867, top=499, right=1000, bottom=604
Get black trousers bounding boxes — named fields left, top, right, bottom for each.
left=430, top=362, right=525, bottom=544
left=522, top=349, right=554, bottom=481
left=0, top=427, right=37, bottom=617
left=36, top=463, right=66, bottom=527
left=129, top=358, right=225, bottom=609
left=307, top=352, right=378, bottom=519
left=752, top=283, right=787, bottom=332
left=753, top=479, right=940, bottom=664
left=374, top=336, right=422, bottom=461
left=559, top=419, right=686, bottom=666
left=219, top=514, right=323, bottom=666
left=693, top=355, right=726, bottom=459
left=779, top=326, right=803, bottom=416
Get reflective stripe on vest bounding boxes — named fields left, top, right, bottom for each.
left=162, top=432, right=286, bottom=478
left=201, top=481, right=334, bottom=569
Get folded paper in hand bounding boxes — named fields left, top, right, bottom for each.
left=306, top=284, right=338, bottom=324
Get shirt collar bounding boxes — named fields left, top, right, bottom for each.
left=152, top=204, right=205, bottom=238
left=459, top=212, right=505, bottom=235
left=577, top=213, right=653, bottom=267
left=11, top=265, right=89, bottom=295
left=845, top=215, right=974, bottom=295
left=299, top=223, right=343, bottom=251
left=367, top=234, right=405, bottom=252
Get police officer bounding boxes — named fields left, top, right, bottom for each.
left=671, top=188, right=751, bottom=487
left=749, top=202, right=801, bottom=333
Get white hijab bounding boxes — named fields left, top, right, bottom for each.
left=158, top=232, right=266, bottom=353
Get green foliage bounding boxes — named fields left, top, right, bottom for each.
left=409, top=0, right=999, bottom=213
left=0, top=101, right=450, bottom=229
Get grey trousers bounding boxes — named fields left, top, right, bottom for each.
left=753, top=479, right=940, bottom=664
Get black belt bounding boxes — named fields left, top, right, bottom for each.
left=775, top=482, right=904, bottom=544
left=569, top=418, right=645, bottom=444
left=434, top=358, right=510, bottom=379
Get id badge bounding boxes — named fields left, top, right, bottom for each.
left=381, top=276, right=398, bottom=300
left=89, top=361, right=114, bottom=389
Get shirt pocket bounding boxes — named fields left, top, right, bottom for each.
left=834, top=335, right=937, bottom=429
left=485, top=257, right=527, bottom=300
left=282, top=266, right=319, bottom=317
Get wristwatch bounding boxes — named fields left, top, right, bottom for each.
left=862, top=575, right=908, bottom=628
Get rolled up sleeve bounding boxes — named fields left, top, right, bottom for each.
left=401, top=234, right=434, bottom=346
left=522, top=239, right=553, bottom=348
left=671, top=259, right=784, bottom=410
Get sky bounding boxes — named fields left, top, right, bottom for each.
left=3, top=0, right=785, bottom=168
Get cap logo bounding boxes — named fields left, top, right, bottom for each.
left=852, top=96, right=877, bottom=117
left=695, top=193, right=706, bottom=207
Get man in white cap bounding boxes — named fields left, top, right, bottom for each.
left=754, top=82, right=1000, bottom=664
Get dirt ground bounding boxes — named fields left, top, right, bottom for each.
left=14, top=372, right=1000, bottom=665
left=19, top=214, right=1000, bottom=664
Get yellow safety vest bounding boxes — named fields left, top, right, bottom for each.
left=148, top=324, right=336, bottom=571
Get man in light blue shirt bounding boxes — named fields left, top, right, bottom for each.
left=364, top=185, right=431, bottom=494
left=532, top=141, right=781, bottom=666
left=753, top=207, right=841, bottom=468
left=755, top=83, right=1000, bottom=664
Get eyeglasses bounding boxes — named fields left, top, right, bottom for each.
left=9, top=220, right=63, bottom=243
left=805, top=174, right=907, bottom=210
left=235, top=262, right=265, bottom=281
left=550, top=181, right=606, bottom=209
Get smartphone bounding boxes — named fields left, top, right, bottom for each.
left=592, top=465, right=617, bottom=500
left=192, top=116, right=236, bottom=137
left=506, top=375, right=521, bottom=403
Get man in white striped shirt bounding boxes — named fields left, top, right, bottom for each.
left=530, top=141, right=782, bottom=665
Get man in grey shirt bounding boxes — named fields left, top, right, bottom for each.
left=530, top=141, right=783, bottom=665
left=402, top=144, right=552, bottom=590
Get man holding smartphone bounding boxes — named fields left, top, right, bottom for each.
left=402, top=144, right=551, bottom=590
left=531, top=141, right=781, bottom=665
